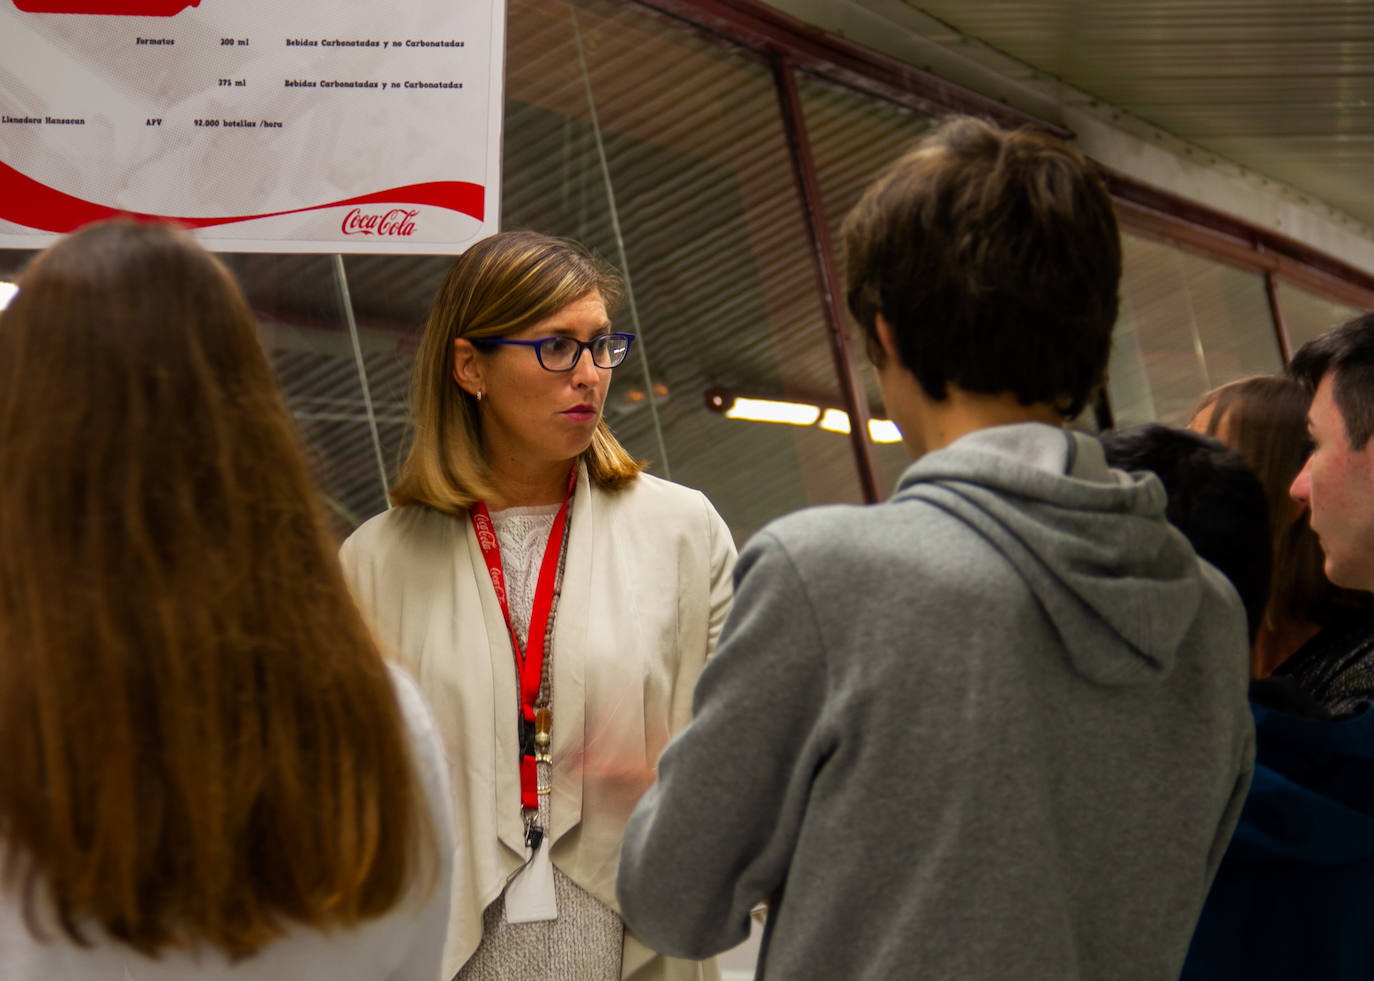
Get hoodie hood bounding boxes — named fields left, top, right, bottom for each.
left=892, top=422, right=1214, bottom=687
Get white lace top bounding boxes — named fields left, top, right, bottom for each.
left=459, top=503, right=623, bottom=981
left=489, top=504, right=559, bottom=652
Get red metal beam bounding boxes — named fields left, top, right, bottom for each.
left=772, top=55, right=880, bottom=502
left=1106, top=173, right=1374, bottom=310
left=625, top=0, right=1374, bottom=313
left=1264, top=270, right=1295, bottom=365
left=628, top=0, right=1057, bottom=136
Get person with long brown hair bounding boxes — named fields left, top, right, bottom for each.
left=0, top=220, right=453, bottom=980
left=1189, top=375, right=1371, bottom=681
left=339, top=229, right=735, bottom=981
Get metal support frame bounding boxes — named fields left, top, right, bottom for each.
left=629, top=0, right=1374, bottom=315
left=333, top=254, right=391, bottom=503
left=568, top=1, right=673, bottom=477
left=619, top=0, right=1374, bottom=454
left=1265, top=269, right=1295, bottom=366
left=630, top=0, right=1054, bottom=135
left=773, top=54, right=881, bottom=503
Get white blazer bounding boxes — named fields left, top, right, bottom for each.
left=340, top=465, right=736, bottom=980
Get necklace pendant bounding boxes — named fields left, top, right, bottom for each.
left=534, top=705, right=552, bottom=763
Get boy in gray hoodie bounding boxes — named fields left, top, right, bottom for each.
left=617, top=117, right=1254, bottom=980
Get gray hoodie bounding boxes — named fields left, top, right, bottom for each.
left=618, top=423, right=1254, bottom=981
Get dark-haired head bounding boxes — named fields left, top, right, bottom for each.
left=1101, top=424, right=1271, bottom=642
left=1289, top=311, right=1374, bottom=450
left=841, top=116, right=1122, bottom=418
left=1287, top=311, right=1374, bottom=594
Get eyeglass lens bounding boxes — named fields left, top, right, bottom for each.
left=539, top=334, right=630, bottom=370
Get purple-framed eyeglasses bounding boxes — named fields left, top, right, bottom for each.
left=475, top=332, right=635, bottom=372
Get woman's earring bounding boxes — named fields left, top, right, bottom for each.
left=475, top=389, right=483, bottom=402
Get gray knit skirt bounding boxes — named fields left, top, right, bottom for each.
left=455, top=749, right=623, bottom=981
left=453, top=865, right=624, bottom=981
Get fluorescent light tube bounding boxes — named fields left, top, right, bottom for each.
left=724, top=397, right=821, bottom=426
left=868, top=419, right=903, bottom=443
left=818, top=408, right=851, bottom=433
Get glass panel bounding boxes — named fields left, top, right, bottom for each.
left=1277, top=280, right=1362, bottom=355
left=0, top=250, right=31, bottom=297
left=1107, top=233, right=1280, bottom=427
left=11, top=8, right=1342, bottom=543
left=796, top=70, right=936, bottom=494
left=7, top=0, right=872, bottom=544
left=335, top=251, right=454, bottom=519
left=343, top=0, right=864, bottom=542
left=218, top=253, right=389, bottom=541
left=528, top=0, right=868, bottom=540
left=1, top=246, right=382, bottom=543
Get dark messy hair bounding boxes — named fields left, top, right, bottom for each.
left=1101, top=424, right=1271, bottom=641
left=1289, top=311, right=1374, bottom=450
left=841, top=115, right=1121, bottom=418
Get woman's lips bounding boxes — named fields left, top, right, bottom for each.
left=562, top=405, right=597, bottom=421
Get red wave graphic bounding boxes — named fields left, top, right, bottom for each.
left=12, top=0, right=200, bottom=15
left=0, top=161, right=485, bottom=234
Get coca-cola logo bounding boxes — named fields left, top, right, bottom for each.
left=341, top=207, right=418, bottom=236
left=473, top=513, right=497, bottom=550
left=487, top=567, right=505, bottom=606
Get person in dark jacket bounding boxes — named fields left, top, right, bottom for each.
left=1181, top=698, right=1374, bottom=980
left=1183, top=315, right=1374, bottom=979
left=1278, top=312, right=1374, bottom=717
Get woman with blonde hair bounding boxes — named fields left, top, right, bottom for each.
left=341, top=229, right=735, bottom=981
left=0, top=220, right=453, bottom=980
left=1190, top=374, right=1371, bottom=682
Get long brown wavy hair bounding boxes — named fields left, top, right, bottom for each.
left=390, top=229, right=643, bottom=514
left=0, top=220, right=432, bottom=957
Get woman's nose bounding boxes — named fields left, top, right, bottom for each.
left=570, top=346, right=600, bottom=385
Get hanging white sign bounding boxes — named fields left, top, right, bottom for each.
left=0, top=0, right=504, bottom=252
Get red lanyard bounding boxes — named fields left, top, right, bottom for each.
left=469, top=467, right=575, bottom=810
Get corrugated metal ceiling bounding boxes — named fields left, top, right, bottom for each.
left=890, top=0, right=1374, bottom=230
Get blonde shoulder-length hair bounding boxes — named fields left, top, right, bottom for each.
left=390, top=230, right=644, bottom=514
